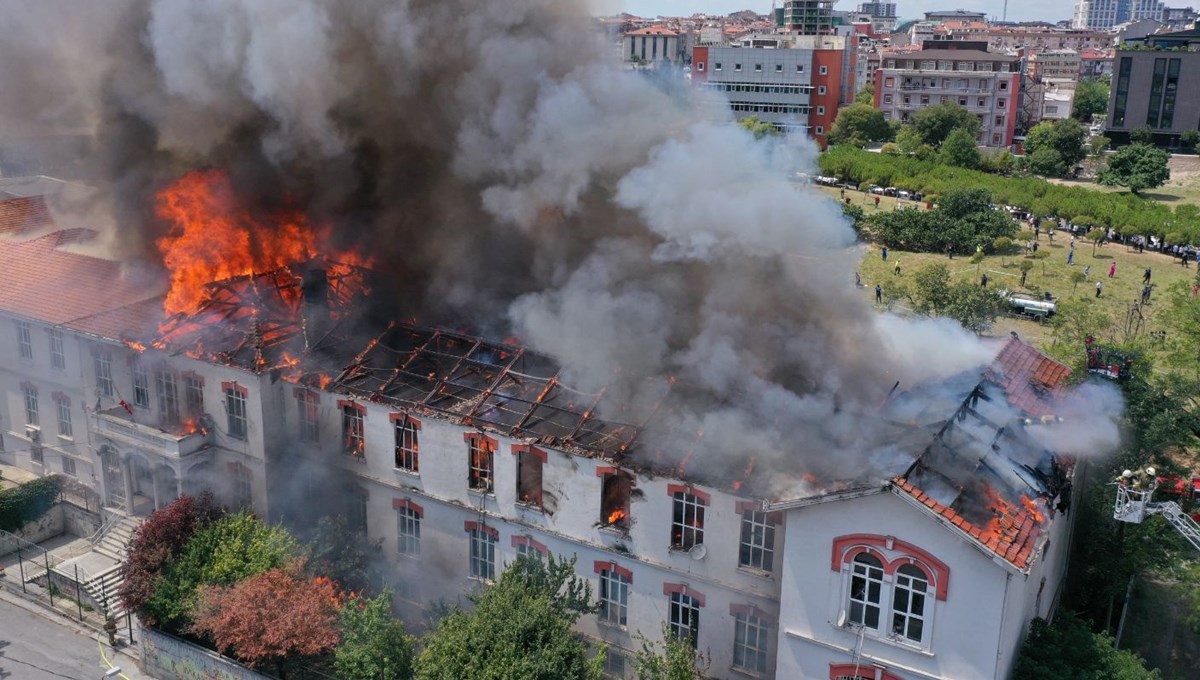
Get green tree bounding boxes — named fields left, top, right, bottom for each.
left=1157, top=279, right=1200, bottom=377
left=145, top=511, right=301, bottom=630
left=896, top=125, right=923, bottom=153
left=841, top=202, right=866, bottom=234
left=1047, top=299, right=1115, bottom=365
left=1098, top=143, right=1171, bottom=195
left=1025, top=147, right=1067, bottom=177
left=737, top=116, right=779, bottom=140
left=980, top=149, right=1016, bottom=174
left=1086, top=228, right=1106, bottom=256
left=1088, top=135, right=1111, bottom=158
left=1181, top=129, right=1200, bottom=154
left=1025, top=119, right=1088, bottom=175
left=901, top=263, right=1006, bottom=333
left=1069, top=269, right=1086, bottom=294
left=939, top=127, right=981, bottom=168
left=909, top=102, right=981, bottom=146
left=1013, top=614, right=1160, bottom=679
left=336, top=591, right=415, bottom=680
left=829, top=103, right=892, bottom=146
left=304, top=514, right=379, bottom=594
left=993, top=236, right=1014, bottom=265
left=1130, top=125, right=1154, bottom=144
left=1072, top=78, right=1110, bottom=122
left=855, top=81, right=875, bottom=105
left=633, top=625, right=711, bottom=680
left=415, top=555, right=602, bottom=680
left=1019, top=259, right=1035, bottom=287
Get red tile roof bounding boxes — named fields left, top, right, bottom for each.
left=0, top=230, right=164, bottom=340
left=984, top=336, right=1072, bottom=417
left=627, top=26, right=678, bottom=36
left=0, top=197, right=53, bottom=235
left=894, top=477, right=1044, bottom=570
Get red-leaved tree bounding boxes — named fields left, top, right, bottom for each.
left=118, top=493, right=224, bottom=622
left=191, top=565, right=342, bottom=670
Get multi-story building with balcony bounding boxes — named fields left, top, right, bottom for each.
left=1027, top=49, right=1084, bottom=82
left=875, top=44, right=1021, bottom=148
left=1, top=186, right=1081, bottom=680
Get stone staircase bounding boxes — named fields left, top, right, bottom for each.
left=93, top=515, right=140, bottom=563
left=82, top=514, right=142, bottom=619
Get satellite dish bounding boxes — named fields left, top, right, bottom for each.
left=837, top=609, right=848, bottom=627
left=688, top=544, right=707, bottom=560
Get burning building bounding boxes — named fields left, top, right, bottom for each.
left=0, top=2, right=1110, bottom=679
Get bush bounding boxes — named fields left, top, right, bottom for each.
left=0, top=475, right=63, bottom=532
left=1181, top=129, right=1200, bottom=154
left=866, top=188, right=1017, bottom=254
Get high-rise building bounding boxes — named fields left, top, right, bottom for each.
left=856, top=1, right=897, bottom=17
left=1073, top=0, right=1166, bottom=30
left=783, top=0, right=837, bottom=35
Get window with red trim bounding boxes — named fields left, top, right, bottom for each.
left=739, top=508, right=777, bottom=571
left=833, top=534, right=947, bottom=646
left=341, top=402, right=365, bottom=457
left=393, top=414, right=419, bottom=472
left=597, top=565, right=630, bottom=626
left=670, top=489, right=706, bottom=550
left=829, top=663, right=904, bottom=680
left=668, top=591, right=701, bottom=647
left=468, top=524, right=497, bottom=580
left=599, top=470, right=631, bottom=530
left=515, top=446, right=544, bottom=507
left=224, top=382, right=248, bottom=440
left=467, top=434, right=495, bottom=492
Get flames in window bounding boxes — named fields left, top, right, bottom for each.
left=600, top=473, right=631, bottom=530
left=517, top=451, right=543, bottom=507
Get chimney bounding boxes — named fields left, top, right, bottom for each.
left=301, top=264, right=331, bottom=349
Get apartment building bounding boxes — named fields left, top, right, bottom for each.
left=1, top=188, right=1081, bottom=680
left=1074, top=0, right=1167, bottom=30
left=622, top=27, right=682, bottom=67
left=1027, top=49, right=1084, bottom=82
left=874, top=44, right=1021, bottom=148
left=692, top=34, right=854, bottom=143
left=1080, top=48, right=1117, bottom=79
left=1106, top=27, right=1200, bottom=144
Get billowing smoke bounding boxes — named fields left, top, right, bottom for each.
left=0, top=0, right=1119, bottom=493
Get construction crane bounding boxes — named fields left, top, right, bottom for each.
left=1112, top=468, right=1200, bottom=553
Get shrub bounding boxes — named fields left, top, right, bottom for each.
left=0, top=475, right=63, bottom=532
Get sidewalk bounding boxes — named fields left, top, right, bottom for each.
left=0, top=584, right=152, bottom=680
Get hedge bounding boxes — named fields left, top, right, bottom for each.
left=0, top=475, right=63, bottom=533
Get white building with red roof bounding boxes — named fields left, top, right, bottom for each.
left=622, top=26, right=682, bottom=67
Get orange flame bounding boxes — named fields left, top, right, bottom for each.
left=1019, top=494, right=1046, bottom=523
left=318, top=374, right=333, bottom=389
left=607, top=509, right=627, bottom=525
left=155, top=170, right=319, bottom=317
left=125, top=340, right=147, bottom=352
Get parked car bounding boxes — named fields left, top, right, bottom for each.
left=869, top=185, right=885, bottom=194
left=883, top=187, right=898, bottom=196
left=897, top=190, right=912, bottom=200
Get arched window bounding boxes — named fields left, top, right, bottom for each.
left=849, top=553, right=884, bottom=629
left=891, top=564, right=928, bottom=642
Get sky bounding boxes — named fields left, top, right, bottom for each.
left=615, top=0, right=1077, bottom=25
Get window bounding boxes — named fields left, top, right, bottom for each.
left=514, top=535, right=547, bottom=561
left=739, top=509, right=777, bottom=572
left=849, top=553, right=884, bottom=628
left=297, top=390, right=320, bottom=443
left=958, top=97, right=967, bottom=106
left=224, top=382, right=248, bottom=440
left=999, top=80, right=1008, bottom=91
left=891, top=564, right=929, bottom=642
left=1161, top=58, right=1181, bottom=129
left=15, top=321, right=32, bottom=360
left=670, top=487, right=707, bottom=550
left=157, top=370, right=180, bottom=427
left=22, top=384, right=38, bottom=427
left=977, top=97, right=985, bottom=107
left=48, top=329, right=65, bottom=369
left=1113, top=57, right=1132, bottom=127
left=348, top=488, right=368, bottom=534
left=817, top=106, right=825, bottom=115
left=468, top=524, right=498, bottom=580
left=603, top=650, right=626, bottom=677
left=600, top=469, right=632, bottom=530
left=61, top=456, right=76, bottom=477
left=883, top=76, right=892, bottom=87
left=466, top=433, right=495, bottom=492
left=919, top=94, right=929, bottom=105
left=819, top=65, right=828, bottom=75
left=754, top=64, right=762, bottom=72
left=815, top=126, right=824, bottom=135
left=995, top=115, right=1004, bottom=125
left=396, top=501, right=421, bottom=556
left=94, top=352, right=113, bottom=397
left=733, top=609, right=770, bottom=674
left=882, top=93, right=893, bottom=104
left=393, top=414, right=419, bottom=471
left=715, top=62, right=722, bottom=71
left=818, top=85, right=827, bottom=95
left=997, top=98, right=1005, bottom=108
left=133, top=364, right=150, bottom=408
left=668, top=590, right=701, bottom=647
left=231, top=462, right=252, bottom=509
left=184, top=375, right=204, bottom=419
left=734, top=63, right=741, bottom=72
left=775, top=63, right=783, bottom=72
left=54, top=394, right=72, bottom=438
left=696, top=61, right=704, bottom=72
left=1147, top=57, right=1167, bottom=128
left=992, top=133, right=1001, bottom=145
left=515, top=445, right=544, bottom=506
left=341, top=401, right=365, bottom=456
left=597, top=564, right=631, bottom=627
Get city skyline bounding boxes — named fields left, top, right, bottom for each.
left=618, top=0, right=1077, bottom=24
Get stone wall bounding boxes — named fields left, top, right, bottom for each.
left=139, top=624, right=272, bottom=680
left=0, top=504, right=63, bottom=557
left=61, top=501, right=102, bottom=538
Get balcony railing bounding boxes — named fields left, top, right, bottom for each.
left=94, top=408, right=213, bottom=457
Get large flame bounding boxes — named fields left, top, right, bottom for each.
left=155, top=170, right=319, bottom=317
left=607, top=509, right=627, bottom=525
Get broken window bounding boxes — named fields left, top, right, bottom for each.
left=739, top=510, right=776, bottom=572
left=393, top=414, right=419, bottom=472
left=341, top=401, right=365, bottom=457
left=133, top=364, right=150, bottom=408
left=467, top=434, right=495, bottom=492
left=668, top=591, right=701, bottom=647
left=849, top=553, right=884, bottom=629
left=297, top=390, right=319, bottom=443
left=600, top=471, right=631, bottom=530
left=157, top=369, right=180, bottom=427
left=47, top=329, right=65, bottom=369
left=891, top=564, right=929, bottom=642
left=94, top=351, right=113, bottom=397
left=15, top=320, right=32, bottom=360
left=224, top=382, right=248, bottom=440
left=671, top=489, right=706, bottom=550
left=516, top=446, right=544, bottom=507
left=184, top=375, right=204, bottom=419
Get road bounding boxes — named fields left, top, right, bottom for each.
left=0, top=596, right=143, bottom=680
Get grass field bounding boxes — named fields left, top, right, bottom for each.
left=817, top=185, right=1200, bottom=350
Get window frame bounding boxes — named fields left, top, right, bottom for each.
left=514, top=444, right=545, bottom=507
left=848, top=553, right=884, bottom=630
left=467, top=522, right=498, bottom=581
left=670, top=487, right=708, bottom=550
left=738, top=507, right=777, bottom=573
left=395, top=500, right=422, bottom=557
left=340, top=401, right=366, bottom=457
left=61, top=455, right=77, bottom=476
left=94, top=352, right=114, bottom=398
left=466, top=433, right=496, bottom=493
left=184, top=374, right=204, bottom=420
left=47, top=329, right=65, bottom=370
left=296, top=389, right=320, bottom=443
left=229, top=461, right=253, bottom=509
left=133, top=364, right=151, bottom=409
left=54, top=393, right=72, bottom=439
left=596, top=561, right=632, bottom=627
left=392, top=413, right=420, bottom=472
left=732, top=607, right=771, bottom=675
left=667, top=590, right=702, bottom=648
left=157, top=369, right=180, bottom=427
left=223, top=382, right=249, bottom=440
left=890, top=564, right=929, bottom=643
left=16, top=321, right=33, bottom=360
left=22, top=383, right=39, bottom=427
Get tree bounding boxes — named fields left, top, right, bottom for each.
left=1013, top=614, right=1160, bottom=679
left=1072, top=78, right=1110, bottom=122
left=841, top=202, right=866, bottom=234
left=1130, top=125, right=1154, bottom=144
left=909, top=102, right=981, bottom=146
left=993, top=236, right=1014, bottom=265
left=855, top=81, right=875, bottom=105
left=1069, top=269, right=1086, bottom=294
left=120, top=493, right=225, bottom=624
left=144, top=511, right=301, bottom=630
left=191, top=566, right=342, bottom=672
left=415, top=555, right=602, bottom=680
left=1088, top=135, right=1111, bottom=158
left=902, top=263, right=1007, bottom=333
left=1181, top=129, right=1200, bottom=154
left=1098, top=143, right=1170, bottom=195
left=737, top=116, right=779, bottom=140
left=633, top=625, right=711, bottom=680
left=304, top=514, right=380, bottom=594
left=896, top=125, right=923, bottom=153
left=335, top=591, right=415, bottom=680
left=939, top=127, right=981, bottom=168
left=1086, top=228, right=1107, bottom=256
left=1157, top=279, right=1200, bottom=378
left=1025, top=147, right=1067, bottom=177
left=980, top=149, right=1016, bottom=174
left=1025, top=119, right=1088, bottom=175
left=828, top=103, right=892, bottom=146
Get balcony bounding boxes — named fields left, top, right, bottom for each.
left=94, top=407, right=214, bottom=457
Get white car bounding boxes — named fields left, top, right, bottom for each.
left=897, top=190, right=912, bottom=200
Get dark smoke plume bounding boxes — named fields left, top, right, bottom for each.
left=0, top=0, right=1111, bottom=495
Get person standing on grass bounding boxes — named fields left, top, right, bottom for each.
left=1144, top=267, right=1152, bottom=284
left=1067, top=249, right=1074, bottom=266
left=981, top=273, right=989, bottom=287
left=1096, top=281, right=1103, bottom=298
left=1083, top=265, right=1091, bottom=280
left=875, top=284, right=883, bottom=303
left=881, top=246, right=888, bottom=261
left=1108, top=262, right=1117, bottom=278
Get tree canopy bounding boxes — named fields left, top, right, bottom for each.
left=939, top=127, right=981, bottom=169
left=1072, top=78, right=1110, bottom=122
left=336, top=591, right=415, bottom=680
left=737, top=116, right=779, bottom=140
left=866, top=188, right=1018, bottom=255
left=908, top=101, right=981, bottom=146
left=898, top=263, right=1008, bottom=334
left=829, top=103, right=892, bottom=147
left=1013, top=614, right=1160, bottom=679
left=855, top=82, right=875, bottom=105
left=1098, top=143, right=1170, bottom=194
left=1024, top=119, right=1088, bottom=176
left=633, top=625, right=711, bottom=680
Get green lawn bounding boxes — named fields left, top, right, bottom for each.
left=818, top=186, right=1198, bottom=349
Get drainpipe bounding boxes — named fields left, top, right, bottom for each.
left=994, top=571, right=1012, bottom=680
